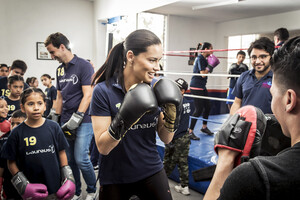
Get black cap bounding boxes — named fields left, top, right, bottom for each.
left=175, top=78, right=188, bottom=91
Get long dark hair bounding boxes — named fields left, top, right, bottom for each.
left=195, top=42, right=212, bottom=57
left=91, top=29, right=161, bottom=87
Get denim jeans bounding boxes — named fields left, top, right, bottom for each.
left=65, top=123, right=97, bottom=195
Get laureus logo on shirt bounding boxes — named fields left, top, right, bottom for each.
left=59, top=74, right=78, bottom=85
left=26, top=145, right=55, bottom=156
left=130, top=116, right=158, bottom=130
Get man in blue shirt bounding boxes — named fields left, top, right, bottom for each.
left=230, top=37, right=275, bottom=115
left=45, top=32, right=96, bottom=200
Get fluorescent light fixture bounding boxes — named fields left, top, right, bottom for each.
left=192, top=0, right=241, bottom=10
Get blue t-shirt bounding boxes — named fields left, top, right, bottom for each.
left=4, top=97, right=20, bottom=119
left=2, top=119, right=69, bottom=194
left=173, top=97, right=191, bottom=140
left=56, top=55, right=94, bottom=123
left=190, top=54, right=208, bottom=89
left=44, top=85, right=57, bottom=116
left=0, top=76, right=29, bottom=97
left=232, top=69, right=273, bottom=114
left=89, top=77, right=163, bottom=185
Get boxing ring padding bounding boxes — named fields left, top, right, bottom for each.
left=156, top=113, right=229, bottom=194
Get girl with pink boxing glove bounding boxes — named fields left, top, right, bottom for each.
left=2, top=88, right=75, bottom=200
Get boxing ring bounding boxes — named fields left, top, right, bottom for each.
left=155, top=47, right=242, bottom=194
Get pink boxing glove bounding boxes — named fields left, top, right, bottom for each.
left=0, top=120, right=10, bottom=137
left=23, top=183, right=48, bottom=200
left=11, top=172, right=48, bottom=200
left=56, top=166, right=75, bottom=200
left=206, top=54, right=220, bottom=73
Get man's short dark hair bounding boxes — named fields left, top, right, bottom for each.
left=248, top=37, right=275, bottom=57
left=272, top=36, right=300, bottom=95
left=11, top=109, right=27, bottom=119
left=44, top=32, right=71, bottom=51
left=274, top=28, right=289, bottom=42
left=237, top=50, right=246, bottom=57
left=10, top=60, right=27, bottom=73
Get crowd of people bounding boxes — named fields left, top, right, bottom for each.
left=0, top=26, right=297, bottom=200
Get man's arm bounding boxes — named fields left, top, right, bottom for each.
left=203, top=148, right=239, bottom=200
left=230, top=97, right=242, bottom=115
left=54, top=90, right=63, bottom=115
left=77, top=85, right=93, bottom=113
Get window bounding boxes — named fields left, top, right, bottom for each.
left=227, top=34, right=259, bottom=71
left=106, top=13, right=166, bottom=66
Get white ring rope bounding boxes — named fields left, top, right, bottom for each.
left=156, top=71, right=240, bottom=77
left=184, top=94, right=234, bottom=102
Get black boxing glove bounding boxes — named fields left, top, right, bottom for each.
left=153, top=78, right=183, bottom=132
left=260, top=114, right=291, bottom=156
left=214, top=105, right=267, bottom=166
left=108, top=83, right=158, bottom=141
left=228, top=63, right=238, bottom=74
left=238, top=63, right=248, bottom=72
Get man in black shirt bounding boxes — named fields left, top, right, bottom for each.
left=214, top=36, right=300, bottom=200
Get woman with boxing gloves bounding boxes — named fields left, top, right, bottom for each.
left=189, top=42, right=220, bottom=140
left=90, top=29, right=182, bottom=200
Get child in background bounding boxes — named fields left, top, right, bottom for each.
left=2, top=88, right=75, bottom=200
left=226, top=50, right=248, bottom=110
left=163, top=78, right=192, bottom=196
left=0, top=97, right=9, bottom=200
left=0, top=98, right=10, bottom=147
left=4, top=75, right=24, bottom=119
left=26, top=77, right=39, bottom=88
left=0, top=109, right=26, bottom=200
left=0, top=64, right=9, bottom=77
left=41, top=74, right=57, bottom=117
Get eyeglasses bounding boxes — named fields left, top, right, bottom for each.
left=250, top=54, right=270, bottom=61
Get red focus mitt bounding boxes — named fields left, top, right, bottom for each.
left=214, top=105, right=267, bottom=166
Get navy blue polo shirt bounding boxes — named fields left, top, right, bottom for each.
left=89, top=77, right=163, bottom=185
left=2, top=119, right=69, bottom=194
left=190, top=54, right=208, bottom=89
left=232, top=69, right=273, bottom=114
left=56, top=55, right=94, bottom=123
left=173, top=97, right=191, bottom=140
left=0, top=77, right=29, bottom=97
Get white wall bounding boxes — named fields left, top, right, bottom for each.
left=164, top=10, right=300, bottom=90
left=94, top=0, right=179, bottom=20
left=165, top=15, right=224, bottom=89
left=0, top=0, right=94, bottom=91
